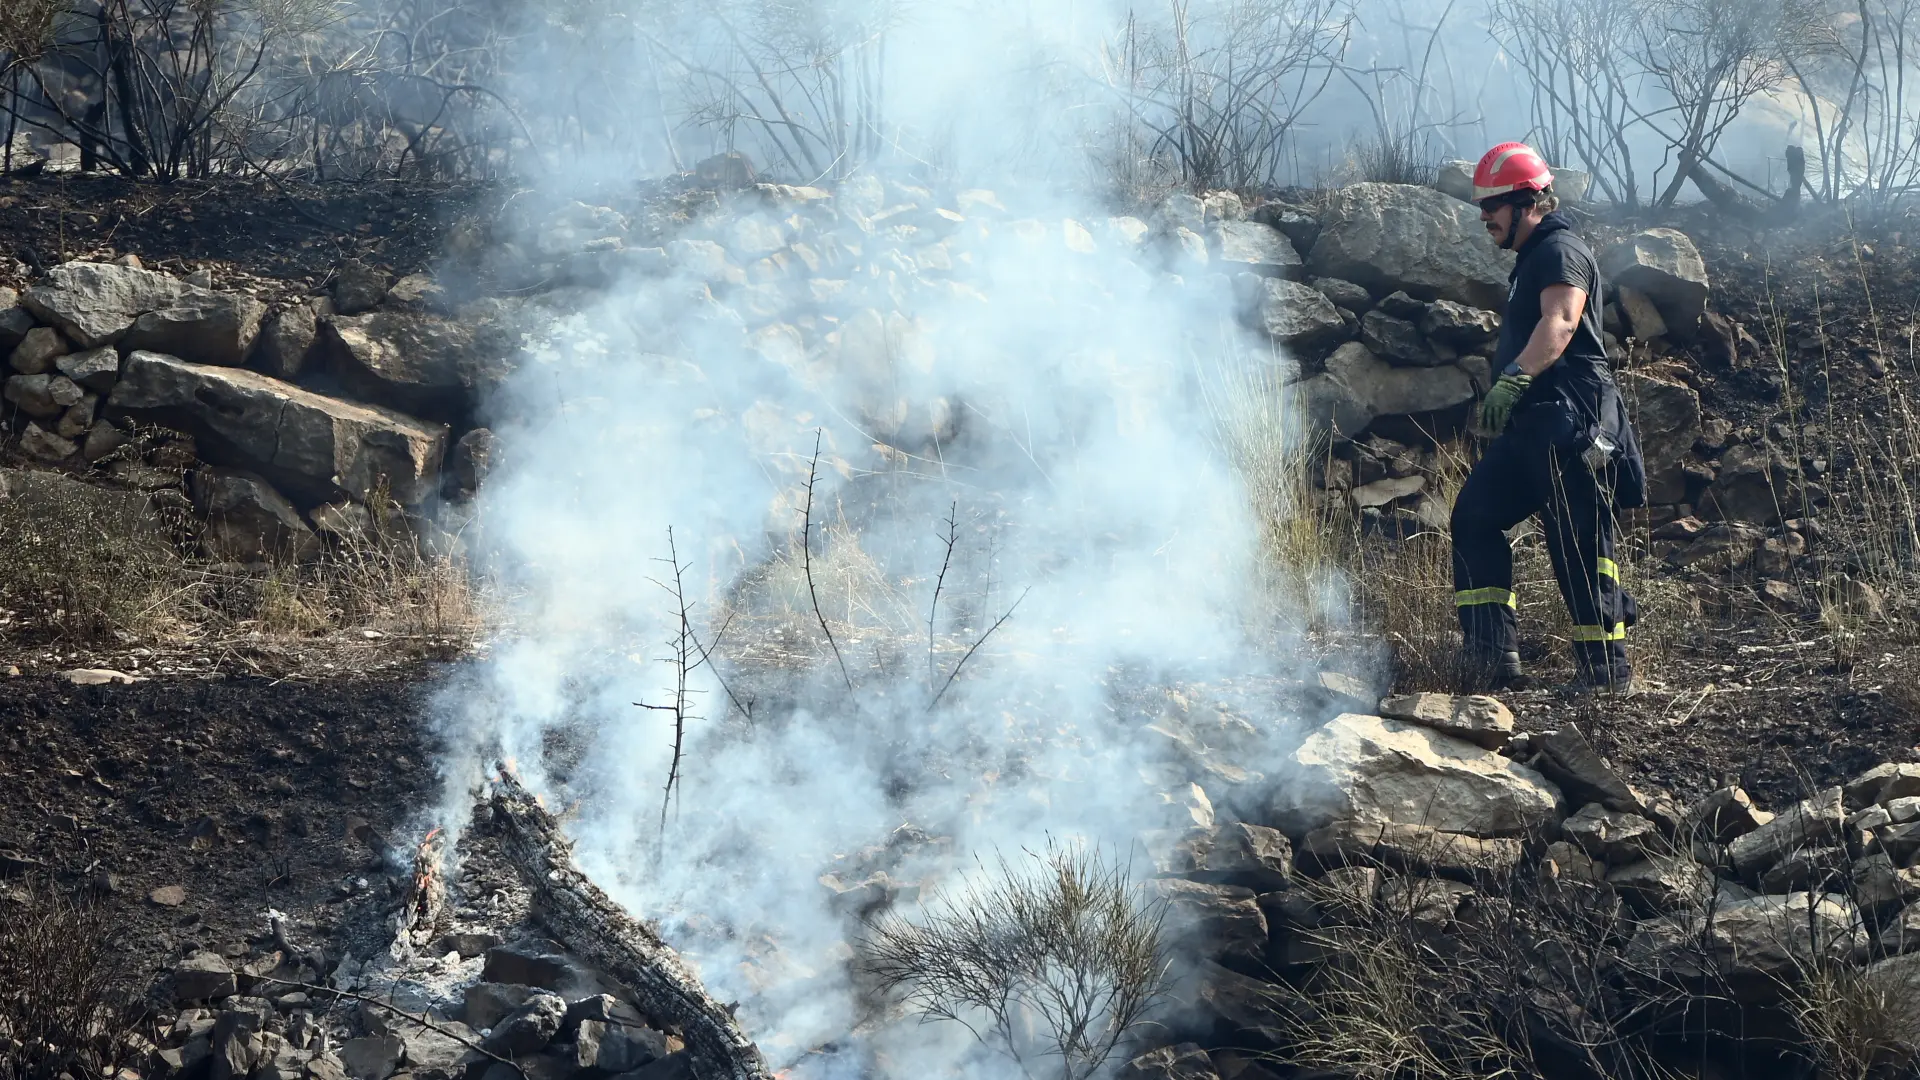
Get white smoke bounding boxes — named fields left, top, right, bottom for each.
left=428, top=3, right=1331, bottom=1076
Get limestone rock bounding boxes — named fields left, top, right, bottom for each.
left=1195, top=822, right=1294, bottom=891
left=110, top=352, right=446, bottom=506
left=338, top=1035, right=403, bottom=1080
left=314, top=310, right=517, bottom=421
left=578, top=1019, right=668, bottom=1073
left=331, top=261, right=390, bottom=316
left=1273, top=713, right=1563, bottom=838
left=462, top=982, right=541, bottom=1030
left=173, top=951, right=238, bottom=1003
left=5, top=373, right=77, bottom=418
left=1377, top=290, right=1427, bottom=320
left=1186, top=959, right=1316, bottom=1046
left=1607, top=855, right=1715, bottom=912
left=0, top=289, right=30, bottom=354
left=9, top=325, right=68, bottom=374
left=481, top=992, right=566, bottom=1057
left=19, top=422, right=78, bottom=462
left=1760, top=846, right=1850, bottom=894
left=1861, top=952, right=1920, bottom=1028
left=253, top=302, right=320, bottom=380
left=1843, top=762, right=1920, bottom=810
left=1682, top=786, right=1773, bottom=844
left=1701, top=893, right=1865, bottom=998
left=1542, top=840, right=1605, bottom=883
left=1360, top=309, right=1437, bottom=366
left=1600, top=229, right=1708, bottom=337
left=1614, top=285, right=1668, bottom=340
left=1250, top=277, right=1348, bottom=352
left=122, top=290, right=267, bottom=366
left=1319, top=340, right=1476, bottom=424
left=54, top=345, right=119, bottom=392
left=1213, top=221, right=1302, bottom=276
left=1302, top=818, right=1524, bottom=878
left=191, top=468, right=322, bottom=562
left=56, top=393, right=97, bottom=438
left=480, top=941, right=579, bottom=991
left=395, top=1021, right=477, bottom=1080
left=1309, top=277, right=1371, bottom=312
left=1153, top=879, right=1268, bottom=964
left=1434, top=159, right=1475, bottom=202
left=1379, top=876, right=1477, bottom=924
left=449, top=428, right=493, bottom=496
left=1665, top=522, right=1765, bottom=572
left=1527, top=727, right=1640, bottom=814
left=1253, top=203, right=1321, bottom=250
left=1727, top=787, right=1845, bottom=877
left=21, top=261, right=201, bottom=348
left=82, top=420, right=130, bottom=463
left=1700, top=443, right=1793, bottom=525
left=1308, top=183, right=1514, bottom=310
left=1564, top=804, right=1660, bottom=863
left=1350, top=475, right=1423, bottom=509
left=1376, top=692, right=1513, bottom=750
left=1420, top=300, right=1500, bottom=348
left=1618, top=372, right=1701, bottom=505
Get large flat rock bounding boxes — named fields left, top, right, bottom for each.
left=23, top=262, right=262, bottom=362
left=1308, top=183, right=1515, bottom=310
left=1272, top=713, right=1563, bottom=838
left=1601, top=229, right=1709, bottom=337
left=109, top=351, right=446, bottom=506
left=313, top=309, right=519, bottom=422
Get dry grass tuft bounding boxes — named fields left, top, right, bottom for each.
left=0, top=468, right=480, bottom=652
left=861, top=843, right=1166, bottom=1080
left=1786, top=958, right=1920, bottom=1080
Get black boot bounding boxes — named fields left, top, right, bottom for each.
left=1457, top=648, right=1529, bottom=693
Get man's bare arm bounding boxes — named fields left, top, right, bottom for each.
left=1513, top=283, right=1587, bottom=377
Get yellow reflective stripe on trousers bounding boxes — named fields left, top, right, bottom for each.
left=1596, top=557, right=1619, bottom=582
left=1456, top=588, right=1517, bottom=608
left=1570, top=623, right=1628, bottom=642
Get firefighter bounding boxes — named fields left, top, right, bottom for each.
left=1451, top=142, right=1647, bottom=693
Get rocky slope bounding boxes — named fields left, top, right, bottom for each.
left=1, top=165, right=1918, bottom=1080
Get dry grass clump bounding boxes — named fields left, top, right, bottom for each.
left=0, top=469, right=199, bottom=643
left=1787, top=959, right=1920, bottom=1080
left=861, top=843, right=1167, bottom=1080
left=0, top=467, right=479, bottom=650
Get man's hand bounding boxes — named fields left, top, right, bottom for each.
left=1479, top=373, right=1532, bottom=436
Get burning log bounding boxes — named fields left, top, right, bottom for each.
left=401, top=827, right=449, bottom=950
left=487, top=767, right=776, bottom=1080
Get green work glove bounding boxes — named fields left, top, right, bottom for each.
left=1478, top=373, right=1532, bottom=436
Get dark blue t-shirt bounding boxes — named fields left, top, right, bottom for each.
left=1494, top=212, right=1613, bottom=415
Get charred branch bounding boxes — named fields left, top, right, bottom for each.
left=488, top=768, right=776, bottom=1080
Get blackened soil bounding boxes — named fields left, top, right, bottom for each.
left=0, top=173, right=489, bottom=297
left=1498, top=643, right=1920, bottom=810
left=0, top=669, right=446, bottom=990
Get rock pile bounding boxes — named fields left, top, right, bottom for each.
left=1119, top=690, right=1920, bottom=1078
left=1, top=258, right=488, bottom=562
left=144, top=936, right=692, bottom=1080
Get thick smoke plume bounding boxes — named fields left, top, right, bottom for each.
left=431, top=2, right=1316, bottom=1076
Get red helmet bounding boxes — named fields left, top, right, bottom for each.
left=1473, top=142, right=1554, bottom=202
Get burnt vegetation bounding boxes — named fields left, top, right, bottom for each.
left=4, top=1, right=1920, bottom=1080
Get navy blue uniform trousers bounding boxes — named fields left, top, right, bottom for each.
left=1450, top=407, right=1635, bottom=681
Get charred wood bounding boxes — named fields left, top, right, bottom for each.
left=488, top=768, right=776, bottom=1080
